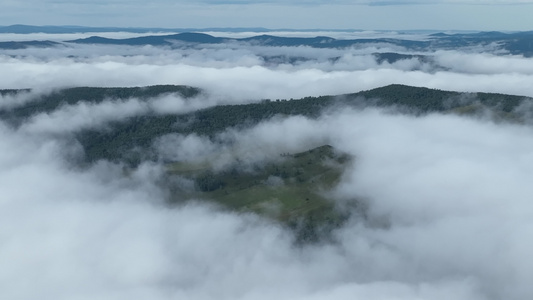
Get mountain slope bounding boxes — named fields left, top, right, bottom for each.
left=64, top=30, right=533, bottom=55
left=0, top=40, right=61, bottom=49
left=1, top=84, right=531, bottom=165
left=167, top=144, right=352, bottom=242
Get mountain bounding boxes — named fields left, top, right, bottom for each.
left=1, top=83, right=531, bottom=241
left=4, top=26, right=533, bottom=55
left=0, top=40, right=61, bottom=49
left=1, top=84, right=530, bottom=166
left=69, top=33, right=225, bottom=46
left=0, top=85, right=201, bottom=123
left=430, top=30, right=533, bottom=56
left=372, top=52, right=430, bottom=64
left=65, top=31, right=533, bottom=55
left=67, top=32, right=430, bottom=49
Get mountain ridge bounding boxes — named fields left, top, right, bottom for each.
left=2, top=83, right=531, bottom=165
left=3, top=27, right=533, bottom=55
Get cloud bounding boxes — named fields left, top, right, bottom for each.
left=2, top=31, right=533, bottom=300
left=19, top=98, right=149, bottom=135
left=221, top=107, right=533, bottom=299
left=0, top=89, right=34, bottom=110
left=330, top=109, right=533, bottom=300
left=17, top=92, right=230, bottom=136
left=3, top=33, right=533, bottom=101
left=4, top=104, right=533, bottom=299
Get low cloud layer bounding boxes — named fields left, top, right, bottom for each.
left=3, top=34, right=533, bottom=100
left=3, top=105, right=533, bottom=299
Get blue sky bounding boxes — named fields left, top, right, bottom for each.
left=2, top=0, right=533, bottom=30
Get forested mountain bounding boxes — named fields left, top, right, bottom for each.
left=79, top=84, right=526, bottom=166
left=0, top=40, right=61, bottom=49
left=1, top=84, right=530, bottom=165
left=66, top=32, right=411, bottom=48
left=0, top=85, right=200, bottom=124
left=66, top=32, right=429, bottom=50
left=65, top=31, right=533, bottom=56
left=1, top=83, right=531, bottom=241
left=68, top=33, right=225, bottom=46
left=4, top=26, right=533, bottom=56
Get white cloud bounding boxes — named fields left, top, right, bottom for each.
left=433, top=51, right=533, bottom=75
left=3, top=37, right=533, bottom=101
left=4, top=105, right=533, bottom=299
left=2, top=32, right=533, bottom=300
left=20, top=98, right=149, bottom=135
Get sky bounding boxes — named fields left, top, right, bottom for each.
left=2, top=0, right=533, bottom=31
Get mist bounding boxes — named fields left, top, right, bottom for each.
left=4, top=104, right=533, bottom=299
left=2, top=31, right=533, bottom=300
left=3, top=41, right=533, bottom=100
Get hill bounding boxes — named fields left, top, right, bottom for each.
left=4, top=28, right=533, bottom=56
left=65, top=31, right=533, bottom=56
left=0, top=85, right=201, bottom=124
left=167, top=144, right=352, bottom=243
left=1, top=84, right=530, bottom=165
left=0, top=40, right=61, bottom=49
left=67, top=32, right=428, bottom=49
left=2, top=83, right=531, bottom=241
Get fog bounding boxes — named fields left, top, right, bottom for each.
left=3, top=32, right=533, bottom=99
left=2, top=31, right=533, bottom=300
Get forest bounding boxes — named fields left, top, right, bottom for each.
left=1, top=84, right=530, bottom=166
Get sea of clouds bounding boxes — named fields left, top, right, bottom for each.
left=1, top=31, right=533, bottom=300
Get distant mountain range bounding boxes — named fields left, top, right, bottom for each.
left=2, top=26, right=533, bottom=56
left=0, top=40, right=61, bottom=49
left=66, top=31, right=533, bottom=55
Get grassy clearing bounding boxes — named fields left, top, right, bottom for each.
left=166, top=145, right=352, bottom=242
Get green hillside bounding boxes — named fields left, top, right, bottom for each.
left=167, top=145, right=353, bottom=243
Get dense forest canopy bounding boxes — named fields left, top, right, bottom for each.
left=1, top=84, right=530, bottom=165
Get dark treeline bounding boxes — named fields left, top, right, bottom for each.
left=0, top=89, right=29, bottom=96
left=1, top=84, right=531, bottom=165
left=0, top=85, right=201, bottom=123
left=77, top=95, right=334, bottom=164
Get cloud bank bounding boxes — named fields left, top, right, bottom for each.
left=3, top=34, right=533, bottom=100
left=2, top=32, right=533, bottom=300
left=3, top=106, right=533, bottom=299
